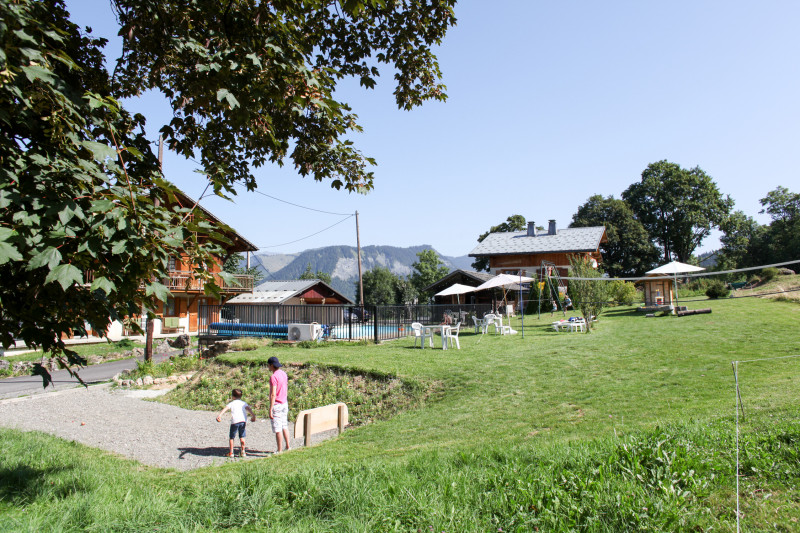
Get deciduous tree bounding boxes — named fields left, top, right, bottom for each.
left=567, top=257, right=610, bottom=332
left=410, top=249, right=450, bottom=302
left=0, top=0, right=457, bottom=383
left=570, top=195, right=659, bottom=276
left=357, top=266, right=399, bottom=306
left=471, top=215, right=527, bottom=272
left=622, top=161, right=732, bottom=263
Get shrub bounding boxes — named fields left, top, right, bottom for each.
left=609, top=280, right=639, bottom=306
left=761, top=267, right=779, bottom=282
left=705, top=280, right=731, bottom=299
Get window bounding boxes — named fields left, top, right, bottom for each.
left=165, top=298, right=176, bottom=317
left=168, top=256, right=177, bottom=272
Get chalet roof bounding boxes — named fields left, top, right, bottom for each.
left=423, top=269, right=518, bottom=294
left=469, top=226, right=606, bottom=257
left=227, top=279, right=353, bottom=305
left=173, top=190, right=258, bottom=253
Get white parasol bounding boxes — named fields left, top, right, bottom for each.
left=645, top=261, right=705, bottom=308
left=474, top=273, right=535, bottom=336
left=434, top=283, right=476, bottom=304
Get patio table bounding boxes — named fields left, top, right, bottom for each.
left=422, top=324, right=452, bottom=350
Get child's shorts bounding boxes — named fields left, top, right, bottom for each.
left=229, top=422, right=246, bottom=439
left=271, top=403, right=289, bottom=432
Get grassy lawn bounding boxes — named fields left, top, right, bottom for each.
left=1, top=296, right=799, bottom=531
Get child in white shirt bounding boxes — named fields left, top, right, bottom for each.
left=216, top=388, right=256, bottom=457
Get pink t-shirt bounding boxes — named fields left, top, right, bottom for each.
left=270, top=369, right=288, bottom=404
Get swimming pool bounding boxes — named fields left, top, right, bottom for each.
left=329, top=324, right=405, bottom=340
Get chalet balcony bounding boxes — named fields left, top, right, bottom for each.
left=162, top=271, right=254, bottom=294
left=83, top=271, right=255, bottom=294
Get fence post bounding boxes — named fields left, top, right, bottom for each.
left=373, top=305, right=378, bottom=344
left=304, top=412, right=312, bottom=447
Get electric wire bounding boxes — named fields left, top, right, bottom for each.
left=256, top=214, right=354, bottom=249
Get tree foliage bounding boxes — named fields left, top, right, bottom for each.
left=357, top=266, right=399, bottom=306
left=111, top=0, right=457, bottom=194
left=570, top=195, right=659, bottom=276
left=567, top=257, right=610, bottom=332
left=0, top=0, right=457, bottom=382
left=0, top=0, right=226, bottom=383
left=471, top=215, right=527, bottom=272
left=622, top=161, right=732, bottom=263
left=718, top=187, right=800, bottom=269
left=410, top=249, right=449, bottom=302
left=223, top=254, right=264, bottom=284
left=299, top=263, right=332, bottom=285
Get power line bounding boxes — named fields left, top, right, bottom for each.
left=237, top=184, right=352, bottom=216
left=559, top=259, right=800, bottom=282
left=257, top=214, right=354, bottom=249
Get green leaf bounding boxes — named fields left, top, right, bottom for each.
left=21, top=65, right=57, bottom=85
left=216, top=88, right=240, bottom=109
left=145, top=281, right=171, bottom=302
left=28, top=247, right=62, bottom=270
left=0, top=242, right=23, bottom=265
left=82, top=141, right=118, bottom=161
left=44, top=264, right=83, bottom=290
left=90, top=276, right=115, bottom=295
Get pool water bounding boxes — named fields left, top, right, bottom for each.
left=328, top=325, right=405, bottom=339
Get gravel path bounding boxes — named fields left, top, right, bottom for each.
left=0, top=384, right=338, bottom=470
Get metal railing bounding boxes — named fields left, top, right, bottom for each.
left=163, top=271, right=254, bottom=293
left=199, top=303, right=497, bottom=343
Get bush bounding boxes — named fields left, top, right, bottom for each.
left=705, top=280, right=731, bottom=299
left=609, top=280, right=640, bottom=306
left=761, top=267, right=779, bottom=282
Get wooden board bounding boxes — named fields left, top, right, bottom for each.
left=294, top=402, right=349, bottom=439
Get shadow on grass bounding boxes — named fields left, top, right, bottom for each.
left=602, top=307, right=644, bottom=318
left=0, top=464, right=80, bottom=504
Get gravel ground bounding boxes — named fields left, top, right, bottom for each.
left=0, top=384, right=338, bottom=470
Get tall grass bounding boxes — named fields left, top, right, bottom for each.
left=2, top=297, right=799, bottom=531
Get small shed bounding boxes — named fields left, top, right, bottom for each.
left=642, top=261, right=705, bottom=308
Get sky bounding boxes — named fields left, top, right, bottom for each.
left=64, top=1, right=800, bottom=258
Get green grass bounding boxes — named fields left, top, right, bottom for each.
left=1, top=297, right=800, bottom=531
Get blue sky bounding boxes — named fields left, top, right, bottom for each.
left=65, top=1, right=799, bottom=258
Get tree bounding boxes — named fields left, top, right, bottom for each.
left=622, top=161, right=733, bottom=263
left=357, top=267, right=399, bottom=306
left=717, top=210, right=762, bottom=270
left=410, top=249, right=450, bottom=302
left=756, top=186, right=800, bottom=264
left=567, top=257, right=610, bottom=332
left=570, top=195, right=659, bottom=276
left=1, top=0, right=456, bottom=382
left=0, top=0, right=226, bottom=383
left=393, top=276, right=418, bottom=306
left=471, top=215, right=527, bottom=272
left=111, top=0, right=456, bottom=195
left=299, top=263, right=332, bottom=285
left=223, top=254, right=264, bottom=285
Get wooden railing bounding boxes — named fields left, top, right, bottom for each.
left=162, top=271, right=254, bottom=293
left=84, top=270, right=254, bottom=294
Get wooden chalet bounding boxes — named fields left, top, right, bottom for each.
left=468, top=219, right=606, bottom=279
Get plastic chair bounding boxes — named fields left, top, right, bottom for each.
left=445, top=322, right=461, bottom=349
left=411, top=322, right=433, bottom=348
left=483, top=314, right=496, bottom=334
left=471, top=315, right=485, bottom=334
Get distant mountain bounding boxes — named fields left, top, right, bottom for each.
left=246, top=245, right=472, bottom=301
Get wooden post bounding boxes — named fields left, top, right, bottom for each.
left=304, top=412, right=312, bottom=447
left=338, top=404, right=345, bottom=435
left=144, top=318, right=154, bottom=362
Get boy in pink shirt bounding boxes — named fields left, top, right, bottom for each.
left=267, top=356, right=290, bottom=452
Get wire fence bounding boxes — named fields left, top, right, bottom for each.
left=199, top=303, right=496, bottom=343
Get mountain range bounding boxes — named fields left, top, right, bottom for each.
left=246, top=245, right=474, bottom=301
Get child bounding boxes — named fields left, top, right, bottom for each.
left=216, top=388, right=256, bottom=457
left=267, top=356, right=291, bottom=453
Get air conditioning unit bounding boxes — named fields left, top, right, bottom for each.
left=288, top=323, right=322, bottom=341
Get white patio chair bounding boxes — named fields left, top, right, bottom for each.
left=445, top=322, right=461, bottom=349
left=472, top=315, right=485, bottom=334
left=411, top=322, right=434, bottom=348
left=483, top=314, right=497, bottom=334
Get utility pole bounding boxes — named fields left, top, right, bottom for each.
left=355, top=211, right=364, bottom=307
left=145, top=135, right=165, bottom=362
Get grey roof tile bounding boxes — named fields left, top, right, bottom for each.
left=469, top=226, right=605, bottom=256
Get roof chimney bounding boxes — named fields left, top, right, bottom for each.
left=548, top=220, right=556, bottom=235
left=527, top=221, right=536, bottom=237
